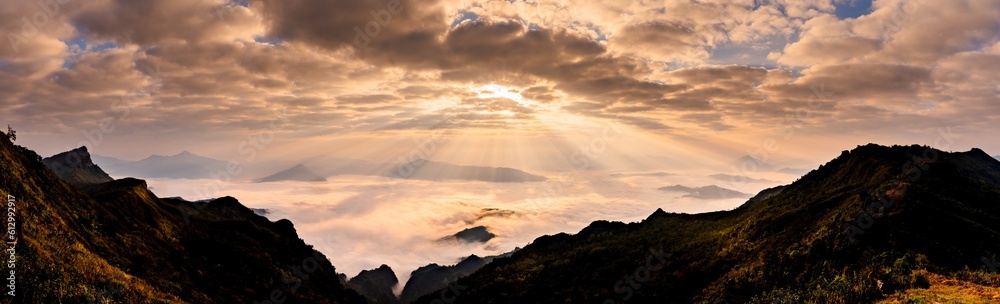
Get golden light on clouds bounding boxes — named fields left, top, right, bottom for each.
left=0, top=0, right=992, bottom=164
left=5, top=0, right=999, bottom=291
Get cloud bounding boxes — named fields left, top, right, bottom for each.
left=0, top=0, right=999, bottom=158
left=762, top=63, right=932, bottom=105
left=610, top=21, right=708, bottom=62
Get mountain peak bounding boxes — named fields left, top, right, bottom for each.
left=255, top=163, right=326, bottom=182
left=422, top=143, right=1000, bottom=303
left=646, top=208, right=668, bottom=220
left=42, top=146, right=114, bottom=186
left=2, top=131, right=367, bottom=303
left=348, top=264, right=400, bottom=304
left=733, top=154, right=777, bottom=170
left=174, top=150, right=197, bottom=157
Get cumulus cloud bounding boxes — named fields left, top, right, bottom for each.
left=0, top=0, right=997, bottom=168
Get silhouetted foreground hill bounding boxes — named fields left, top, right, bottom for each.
left=0, top=132, right=366, bottom=303
left=414, top=144, right=1000, bottom=303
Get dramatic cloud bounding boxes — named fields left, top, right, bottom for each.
left=0, top=0, right=996, bottom=170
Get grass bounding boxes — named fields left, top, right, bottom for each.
left=878, top=270, right=1000, bottom=304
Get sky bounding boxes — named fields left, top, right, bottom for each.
left=1, top=0, right=998, bottom=168
left=5, top=0, right=1000, bottom=286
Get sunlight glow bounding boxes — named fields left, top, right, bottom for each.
left=474, top=84, right=527, bottom=105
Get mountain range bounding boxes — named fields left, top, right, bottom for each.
left=1, top=132, right=366, bottom=302
left=94, top=150, right=231, bottom=179
left=733, top=155, right=809, bottom=175
left=658, top=184, right=752, bottom=199
left=411, top=144, right=1000, bottom=303
left=93, top=151, right=547, bottom=183
left=9, top=128, right=1000, bottom=302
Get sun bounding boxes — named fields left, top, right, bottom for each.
left=474, top=84, right=528, bottom=105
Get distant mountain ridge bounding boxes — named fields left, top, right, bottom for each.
left=388, top=159, right=547, bottom=182
left=99, top=150, right=230, bottom=179
left=255, top=163, right=326, bottom=182
left=659, top=184, right=751, bottom=199
left=99, top=151, right=547, bottom=183
left=733, top=155, right=808, bottom=175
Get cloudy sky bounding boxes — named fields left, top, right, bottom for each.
left=6, top=0, right=1000, bottom=286
left=3, top=0, right=999, bottom=167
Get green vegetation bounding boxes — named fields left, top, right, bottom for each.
left=414, top=144, right=1000, bottom=303
left=0, top=131, right=367, bottom=303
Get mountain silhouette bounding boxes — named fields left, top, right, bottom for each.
left=255, top=163, right=327, bottom=182
left=659, top=184, right=751, bottom=199
left=732, top=155, right=808, bottom=175
left=388, top=159, right=547, bottom=183
left=102, top=150, right=229, bottom=179
left=709, top=173, right=776, bottom=183
left=91, top=153, right=131, bottom=168
left=439, top=226, right=496, bottom=243
left=41, top=146, right=114, bottom=186
left=413, top=144, right=1000, bottom=303
left=400, top=250, right=519, bottom=303
left=347, top=264, right=399, bottom=304
left=0, top=132, right=366, bottom=303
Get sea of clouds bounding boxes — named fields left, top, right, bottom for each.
left=144, top=169, right=792, bottom=292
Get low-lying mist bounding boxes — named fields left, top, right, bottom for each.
left=142, top=169, right=792, bottom=292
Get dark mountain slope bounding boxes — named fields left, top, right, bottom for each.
left=415, top=144, right=1000, bottom=303
left=0, top=131, right=366, bottom=303
left=401, top=255, right=487, bottom=303
left=41, top=146, right=113, bottom=186
left=347, top=265, right=399, bottom=304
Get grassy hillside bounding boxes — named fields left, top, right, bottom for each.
left=0, top=131, right=367, bottom=303
left=414, top=144, right=1000, bottom=303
